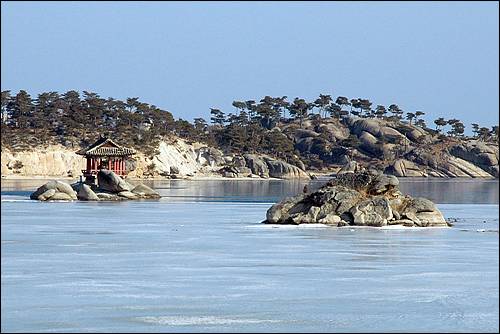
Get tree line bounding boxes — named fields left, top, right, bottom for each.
left=1, top=90, right=498, bottom=162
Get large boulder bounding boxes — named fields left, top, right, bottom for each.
left=351, top=119, right=382, bottom=137
left=263, top=157, right=310, bottom=179
left=263, top=170, right=448, bottom=228
left=350, top=197, right=393, bottom=227
left=390, top=123, right=431, bottom=144
left=439, top=156, right=494, bottom=178
left=30, top=180, right=77, bottom=201
left=131, top=184, right=161, bottom=199
left=77, top=183, right=99, bottom=201
left=97, top=169, right=133, bottom=192
left=196, top=147, right=224, bottom=167
left=379, top=126, right=406, bottom=143
left=316, top=123, right=350, bottom=141
left=385, top=159, right=427, bottom=177
left=244, top=154, right=270, bottom=178
left=358, top=131, right=384, bottom=156
left=400, top=197, right=447, bottom=227
left=449, top=141, right=498, bottom=177
left=266, top=194, right=306, bottom=223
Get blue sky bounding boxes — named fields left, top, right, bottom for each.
left=1, top=1, right=498, bottom=129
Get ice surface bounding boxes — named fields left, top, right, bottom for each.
left=1, top=179, right=498, bottom=332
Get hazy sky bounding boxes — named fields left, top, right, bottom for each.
left=1, top=1, right=498, bottom=129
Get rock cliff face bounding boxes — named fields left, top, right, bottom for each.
left=2, top=116, right=498, bottom=179
left=287, top=115, right=497, bottom=178
left=264, top=170, right=449, bottom=228
left=2, top=138, right=309, bottom=179
left=1, top=145, right=85, bottom=177
left=449, top=141, right=499, bottom=178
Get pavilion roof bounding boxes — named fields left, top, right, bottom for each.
left=76, top=137, right=135, bottom=157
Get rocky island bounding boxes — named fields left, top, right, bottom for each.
left=30, top=170, right=160, bottom=201
left=264, top=170, right=450, bottom=228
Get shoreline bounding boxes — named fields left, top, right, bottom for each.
left=1, top=174, right=497, bottom=182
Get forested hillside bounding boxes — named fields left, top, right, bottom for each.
left=1, top=90, right=498, bottom=177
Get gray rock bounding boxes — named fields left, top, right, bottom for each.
left=266, top=194, right=306, bottom=223
left=97, top=170, right=133, bottom=193
left=413, top=211, right=447, bottom=227
left=118, top=191, right=139, bottom=199
left=77, top=184, right=99, bottom=201
left=351, top=119, right=382, bottom=137
left=316, top=123, right=349, bottom=141
left=263, top=157, right=310, bottom=179
left=49, top=192, right=74, bottom=201
left=131, top=184, right=161, bottom=199
left=370, top=174, right=399, bottom=194
left=236, top=166, right=252, bottom=176
left=350, top=197, right=393, bottom=227
left=449, top=141, right=498, bottom=177
left=404, top=197, right=437, bottom=213
left=264, top=170, right=447, bottom=228
left=338, top=161, right=361, bottom=174
left=401, top=197, right=447, bottom=227
left=379, top=126, right=405, bottom=143
left=318, top=213, right=341, bottom=225
left=38, top=188, right=56, bottom=201
left=337, top=220, right=350, bottom=227
left=232, top=156, right=247, bottom=168
left=96, top=192, right=121, bottom=200
left=196, top=147, right=224, bottom=167
left=30, top=180, right=77, bottom=201
left=385, top=159, right=427, bottom=177
left=333, top=188, right=362, bottom=215
left=244, top=154, right=270, bottom=178
left=389, top=219, right=415, bottom=227
left=290, top=206, right=320, bottom=224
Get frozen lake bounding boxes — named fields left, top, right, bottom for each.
left=1, top=178, right=499, bottom=332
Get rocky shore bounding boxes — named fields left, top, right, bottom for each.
left=3, top=118, right=498, bottom=181
left=2, top=138, right=311, bottom=180
left=264, top=170, right=450, bottom=228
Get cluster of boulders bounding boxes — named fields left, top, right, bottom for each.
left=219, top=154, right=310, bottom=179
left=278, top=115, right=497, bottom=179
left=264, top=170, right=450, bottom=228
left=449, top=140, right=499, bottom=178
left=30, top=169, right=160, bottom=201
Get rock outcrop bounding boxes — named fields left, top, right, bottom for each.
left=338, top=160, right=363, bottom=174
left=219, top=154, right=310, bottom=179
left=31, top=171, right=160, bottom=201
left=4, top=117, right=498, bottom=180
left=30, top=180, right=78, bottom=201
left=449, top=140, right=499, bottom=177
left=263, top=170, right=449, bottom=228
left=76, top=183, right=100, bottom=201
left=2, top=146, right=85, bottom=177
left=385, top=159, right=427, bottom=177
left=263, top=157, right=310, bottom=179
left=97, top=169, right=134, bottom=192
